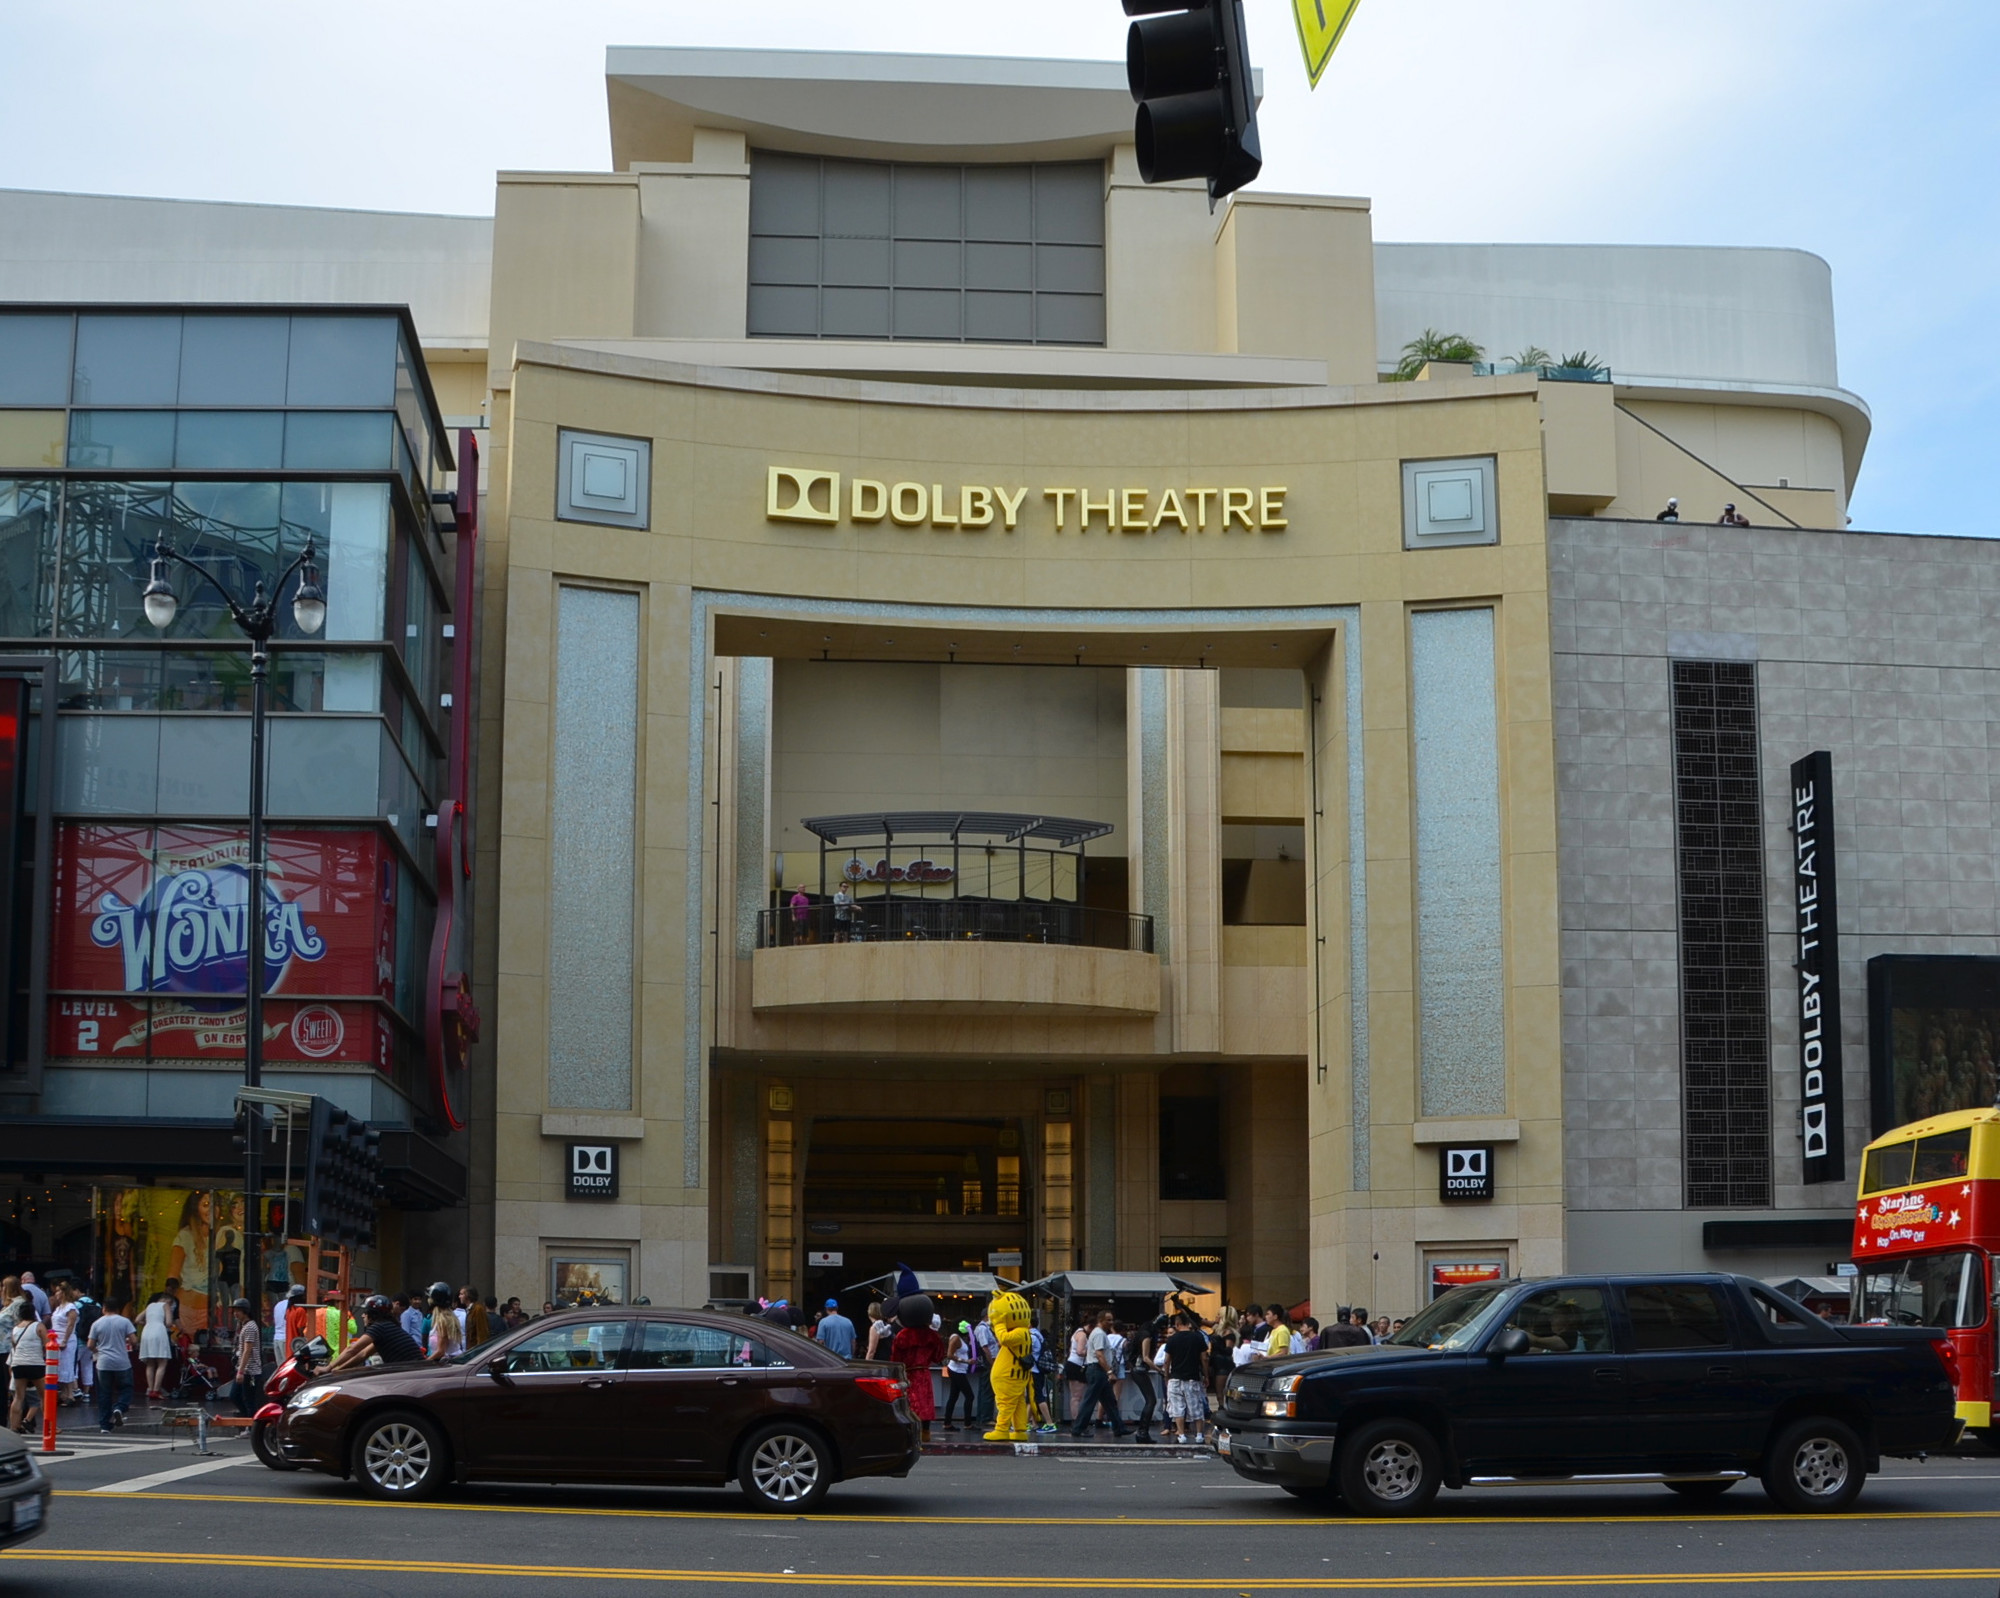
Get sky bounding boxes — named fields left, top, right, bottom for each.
left=3, top=0, right=1994, bottom=536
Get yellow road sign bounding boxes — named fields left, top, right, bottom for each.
left=1293, top=0, right=1362, bottom=88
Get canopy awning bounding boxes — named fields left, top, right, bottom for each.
left=800, top=811, right=1115, bottom=848
left=1022, top=1271, right=1209, bottom=1298
left=1767, top=1276, right=1851, bottom=1299
left=841, top=1270, right=1021, bottom=1296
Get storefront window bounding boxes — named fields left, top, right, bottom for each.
left=0, top=479, right=57, bottom=637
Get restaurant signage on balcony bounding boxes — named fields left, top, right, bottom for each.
left=840, top=856, right=955, bottom=885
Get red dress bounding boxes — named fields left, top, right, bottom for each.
left=889, top=1326, right=946, bottom=1420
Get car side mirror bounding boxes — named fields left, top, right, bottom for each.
left=1488, top=1326, right=1531, bottom=1361
left=487, top=1358, right=514, bottom=1382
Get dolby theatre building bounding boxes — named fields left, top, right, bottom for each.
left=10, top=47, right=1978, bottom=1318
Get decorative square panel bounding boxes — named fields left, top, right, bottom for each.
left=557, top=428, right=650, bottom=529
left=1403, top=455, right=1498, bottom=549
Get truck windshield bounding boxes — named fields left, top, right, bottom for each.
left=1852, top=1251, right=1988, bottom=1328
left=1385, top=1284, right=1512, bottom=1351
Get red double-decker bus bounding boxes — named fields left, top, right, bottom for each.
left=1851, top=1105, right=1998, bottom=1446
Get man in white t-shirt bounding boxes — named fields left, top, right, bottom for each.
left=87, top=1304, right=137, bottom=1433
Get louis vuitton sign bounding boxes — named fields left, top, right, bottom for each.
left=768, top=467, right=1289, bottom=534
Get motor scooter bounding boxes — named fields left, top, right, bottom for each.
left=251, top=1335, right=330, bottom=1471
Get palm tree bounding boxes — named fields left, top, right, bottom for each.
left=1507, top=345, right=1552, bottom=372
left=1393, top=329, right=1484, bottom=381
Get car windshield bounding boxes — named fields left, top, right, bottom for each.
left=1385, top=1284, right=1512, bottom=1350
left=1853, top=1251, right=1988, bottom=1329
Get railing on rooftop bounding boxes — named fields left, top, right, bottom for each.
left=1474, top=360, right=1612, bottom=383
left=757, top=899, right=1153, bottom=954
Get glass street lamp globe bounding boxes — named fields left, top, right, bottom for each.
left=142, top=558, right=178, bottom=631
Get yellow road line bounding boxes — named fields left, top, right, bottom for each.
left=53, top=1489, right=2000, bottom=1530
left=6, top=1550, right=2000, bottom=1587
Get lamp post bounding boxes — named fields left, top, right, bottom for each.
left=143, top=535, right=326, bottom=1311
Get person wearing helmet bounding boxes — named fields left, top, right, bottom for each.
left=327, top=1294, right=425, bottom=1370
left=230, top=1297, right=264, bottom=1417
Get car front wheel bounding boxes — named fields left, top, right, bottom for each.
left=1761, top=1417, right=1865, bottom=1513
left=1336, top=1419, right=1442, bottom=1517
left=738, top=1423, right=833, bottom=1512
left=350, top=1410, right=450, bottom=1501
left=250, top=1416, right=298, bottom=1471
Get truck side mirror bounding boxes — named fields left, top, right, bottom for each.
left=1488, top=1326, right=1531, bottom=1361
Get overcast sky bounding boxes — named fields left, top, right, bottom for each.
left=4, top=0, right=1992, bottom=536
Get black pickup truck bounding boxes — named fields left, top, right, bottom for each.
left=1219, top=1273, right=1960, bottom=1515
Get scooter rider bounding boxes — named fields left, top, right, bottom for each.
left=326, top=1295, right=426, bottom=1370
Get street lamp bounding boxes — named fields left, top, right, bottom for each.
left=144, top=534, right=326, bottom=1310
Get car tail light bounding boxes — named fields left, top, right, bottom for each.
left=855, top=1376, right=907, bottom=1405
left=1932, top=1337, right=1959, bottom=1387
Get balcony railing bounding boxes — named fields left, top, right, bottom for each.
left=757, top=899, right=1154, bottom=954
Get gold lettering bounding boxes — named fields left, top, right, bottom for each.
left=1080, top=489, right=1116, bottom=531
left=1223, top=488, right=1255, bottom=530
left=1120, top=488, right=1148, bottom=532
left=931, top=484, right=958, bottom=529
left=1152, top=489, right=1189, bottom=531
left=1044, top=487, right=1076, bottom=531
left=1260, top=487, right=1288, bottom=529
left=1189, top=488, right=1217, bottom=530
left=996, top=486, right=1028, bottom=530
left=962, top=486, right=994, bottom=528
left=851, top=479, right=887, bottom=522
left=890, top=482, right=928, bottom=525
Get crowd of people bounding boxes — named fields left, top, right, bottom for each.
left=781, top=1294, right=1408, bottom=1446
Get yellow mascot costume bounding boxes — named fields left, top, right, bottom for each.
left=983, top=1292, right=1036, bottom=1443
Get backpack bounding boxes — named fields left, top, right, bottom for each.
left=75, top=1299, right=102, bottom=1339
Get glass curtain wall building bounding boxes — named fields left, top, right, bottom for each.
left=0, top=306, right=466, bottom=1315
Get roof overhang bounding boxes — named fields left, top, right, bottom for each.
left=606, top=47, right=1139, bottom=166
left=1613, top=373, right=1872, bottom=501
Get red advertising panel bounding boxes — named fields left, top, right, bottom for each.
left=1853, top=1178, right=1999, bottom=1261
left=52, top=824, right=394, bottom=1067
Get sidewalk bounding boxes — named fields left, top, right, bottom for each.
left=923, top=1424, right=1218, bottom=1461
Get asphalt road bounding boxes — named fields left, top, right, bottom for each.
left=5, top=1431, right=1998, bottom=1595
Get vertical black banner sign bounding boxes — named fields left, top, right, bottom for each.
left=1791, top=751, right=1844, bottom=1183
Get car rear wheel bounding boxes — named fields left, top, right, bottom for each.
left=1761, top=1417, right=1865, bottom=1513
left=1335, top=1419, right=1442, bottom=1517
left=350, top=1410, right=450, bottom=1501
left=738, top=1423, right=833, bottom=1513
left=1664, top=1478, right=1736, bottom=1500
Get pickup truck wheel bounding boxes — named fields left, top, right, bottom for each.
left=1664, top=1479, right=1735, bottom=1499
left=1336, top=1419, right=1442, bottom=1517
left=1761, top=1417, right=1865, bottom=1513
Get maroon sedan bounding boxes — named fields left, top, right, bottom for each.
left=277, top=1308, right=919, bottom=1510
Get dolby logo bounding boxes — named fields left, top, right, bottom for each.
left=1440, top=1145, right=1494, bottom=1203
left=567, top=1142, right=619, bottom=1200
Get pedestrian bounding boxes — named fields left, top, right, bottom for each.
left=429, top=1286, right=464, bottom=1360
left=137, top=1290, right=174, bottom=1400
left=72, top=1283, right=100, bottom=1408
left=862, top=1301, right=891, bottom=1361
left=87, top=1298, right=137, bottom=1432
left=1261, top=1304, right=1292, bottom=1358
left=1062, top=1316, right=1091, bottom=1424
left=832, top=881, right=853, bottom=942
left=1027, top=1319, right=1058, bottom=1433
left=502, top=1298, right=527, bottom=1330
left=1162, top=1311, right=1211, bottom=1445
left=6, top=1293, right=44, bottom=1434
left=1299, top=1316, right=1320, bottom=1351
left=459, top=1286, right=490, bottom=1347
left=398, top=1293, right=425, bottom=1345
left=971, top=1308, right=1000, bottom=1430
left=1390, top=1318, right=1407, bottom=1338
left=1129, top=1318, right=1163, bottom=1444
left=1655, top=497, right=1679, bottom=522
left=1068, top=1310, right=1126, bottom=1440
left=1717, top=502, right=1750, bottom=527
left=815, top=1298, right=855, bottom=1360
left=18, top=1273, right=48, bottom=1322
left=1323, top=1307, right=1370, bottom=1349
left=50, top=1281, right=81, bottom=1406
left=889, top=1314, right=946, bottom=1445
left=230, top=1297, right=264, bottom=1418
left=327, top=1296, right=426, bottom=1370
left=1371, top=1315, right=1391, bottom=1343
left=272, top=1283, right=306, bottom=1353
left=942, top=1321, right=976, bottom=1428
left=789, top=886, right=811, bottom=944
left=1234, top=1304, right=1266, bottom=1365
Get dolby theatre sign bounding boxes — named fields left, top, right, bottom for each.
left=768, top=467, right=1289, bottom=534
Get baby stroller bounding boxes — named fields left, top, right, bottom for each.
left=169, top=1350, right=227, bottom=1405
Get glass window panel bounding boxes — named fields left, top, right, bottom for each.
left=894, top=239, right=961, bottom=291
left=748, top=235, right=819, bottom=287
left=73, top=315, right=181, bottom=405
left=1033, top=294, right=1105, bottom=346
left=1034, top=164, right=1107, bottom=244
left=894, top=165, right=960, bottom=240
left=283, top=411, right=394, bottom=470
left=53, top=481, right=174, bottom=638
left=822, top=236, right=890, bottom=288
left=893, top=289, right=960, bottom=340
left=55, top=713, right=162, bottom=813
left=0, top=479, right=58, bottom=637
left=821, top=287, right=891, bottom=340
left=1502, top=1286, right=1612, bottom=1354
left=625, top=1321, right=785, bottom=1370
left=1623, top=1283, right=1734, bottom=1351
left=177, top=316, right=289, bottom=405
left=746, top=285, right=821, bottom=339
left=965, top=167, right=1033, bottom=241
left=749, top=152, right=822, bottom=236
left=964, top=291, right=1033, bottom=343
left=286, top=316, right=396, bottom=407
left=1035, top=243, right=1106, bottom=295
left=0, top=412, right=66, bottom=471
left=314, top=481, right=390, bottom=647
left=267, top=716, right=382, bottom=815
left=67, top=411, right=175, bottom=471
left=0, top=314, right=75, bottom=405
left=499, top=1322, right=628, bottom=1373
left=822, top=160, right=889, bottom=237
left=966, top=242, right=1033, bottom=292
left=174, top=411, right=285, bottom=470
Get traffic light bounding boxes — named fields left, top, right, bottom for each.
left=1124, top=0, right=1263, bottom=201
left=302, top=1096, right=383, bottom=1249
